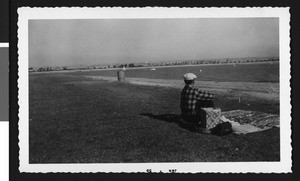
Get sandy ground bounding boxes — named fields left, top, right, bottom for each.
left=85, top=76, right=279, bottom=101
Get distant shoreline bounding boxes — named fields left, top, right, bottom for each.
left=29, top=61, right=279, bottom=74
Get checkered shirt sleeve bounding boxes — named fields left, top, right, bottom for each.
left=196, top=89, right=214, bottom=100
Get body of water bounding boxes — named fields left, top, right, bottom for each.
left=71, top=62, right=279, bottom=83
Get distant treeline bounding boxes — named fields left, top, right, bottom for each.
left=29, top=57, right=279, bottom=73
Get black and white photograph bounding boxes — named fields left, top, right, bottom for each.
left=0, top=44, right=9, bottom=181
left=0, top=46, right=8, bottom=122
left=17, top=7, right=291, bottom=173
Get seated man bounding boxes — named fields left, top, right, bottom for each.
left=180, top=73, right=214, bottom=133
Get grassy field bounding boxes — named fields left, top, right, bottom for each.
left=29, top=73, right=280, bottom=163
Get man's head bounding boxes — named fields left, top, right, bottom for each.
left=183, top=73, right=197, bottom=86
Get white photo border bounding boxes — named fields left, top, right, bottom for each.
left=0, top=43, right=9, bottom=47
left=17, top=7, right=291, bottom=173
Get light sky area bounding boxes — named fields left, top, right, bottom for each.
left=29, top=18, right=279, bottom=67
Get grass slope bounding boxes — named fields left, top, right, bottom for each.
left=29, top=73, right=280, bottom=163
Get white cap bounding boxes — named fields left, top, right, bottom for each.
left=183, top=73, right=197, bottom=80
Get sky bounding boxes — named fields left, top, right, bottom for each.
left=29, top=18, right=279, bottom=67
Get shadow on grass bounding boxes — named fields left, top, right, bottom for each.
left=139, top=113, right=196, bottom=132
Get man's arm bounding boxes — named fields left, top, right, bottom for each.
left=196, top=89, right=214, bottom=100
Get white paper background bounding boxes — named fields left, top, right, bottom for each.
left=0, top=122, right=9, bottom=181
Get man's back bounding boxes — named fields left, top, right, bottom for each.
left=180, top=85, right=214, bottom=116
